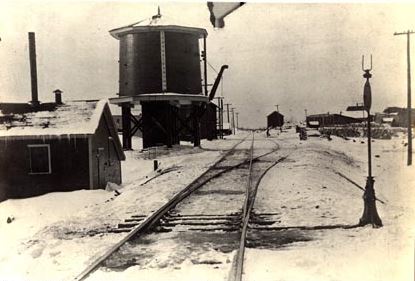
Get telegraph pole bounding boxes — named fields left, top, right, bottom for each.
left=215, top=97, right=224, bottom=139
left=394, top=30, right=414, bottom=166
left=225, top=103, right=231, bottom=123
left=304, top=109, right=307, bottom=123
left=231, top=107, right=236, bottom=134
left=236, top=112, right=239, bottom=129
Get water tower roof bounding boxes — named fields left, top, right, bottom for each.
left=109, top=11, right=207, bottom=40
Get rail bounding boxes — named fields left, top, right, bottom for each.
left=229, top=139, right=288, bottom=281
left=73, top=135, right=251, bottom=281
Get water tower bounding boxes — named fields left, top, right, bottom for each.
left=109, top=9, right=210, bottom=149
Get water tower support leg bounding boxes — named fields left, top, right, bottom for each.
left=193, top=107, right=201, bottom=147
left=121, top=105, right=132, bottom=150
left=174, top=111, right=193, bottom=141
left=172, top=107, right=180, bottom=145
left=166, top=104, right=173, bottom=148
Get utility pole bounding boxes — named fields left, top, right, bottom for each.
left=215, top=97, right=224, bottom=139
left=304, top=109, right=307, bottom=123
left=394, top=30, right=414, bottom=166
left=225, top=103, right=231, bottom=123
left=231, top=107, right=236, bottom=134
left=236, top=112, right=239, bottom=129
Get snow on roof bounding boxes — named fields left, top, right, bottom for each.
left=0, top=100, right=108, bottom=137
left=382, top=117, right=394, bottom=123
left=341, top=111, right=366, bottom=119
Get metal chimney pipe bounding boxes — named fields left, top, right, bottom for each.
left=53, top=89, right=63, bottom=105
left=28, top=32, right=39, bottom=106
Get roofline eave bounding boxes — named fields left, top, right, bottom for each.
left=109, top=25, right=208, bottom=40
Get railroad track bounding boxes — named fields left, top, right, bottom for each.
left=228, top=136, right=289, bottom=281
left=74, top=133, right=286, bottom=281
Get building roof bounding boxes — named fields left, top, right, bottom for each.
left=382, top=117, right=395, bottom=123
left=307, top=113, right=357, bottom=119
left=307, top=113, right=333, bottom=118
left=383, top=107, right=403, bottom=114
left=0, top=100, right=109, bottom=138
left=383, top=107, right=415, bottom=114
left=267, top=111, right=284, bottom=117
left=0, top=102, right=58, bottom=115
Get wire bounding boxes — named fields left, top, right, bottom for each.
left=221, top=76, right=224, bottom=97
left=207, top=61, right=218, bottom=74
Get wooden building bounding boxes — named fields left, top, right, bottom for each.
left=306, top=113, right=363, bottom=128
left=0, top=100, right=125, bottom=201
left=382, top=107, right=415, bottom=127
left=267, top=111, right=284, bottom=129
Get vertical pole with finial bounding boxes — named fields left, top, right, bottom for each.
left=359, top=55, right=382, bottom=228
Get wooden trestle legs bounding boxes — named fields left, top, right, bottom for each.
left=120, top=102, right=203, bottom=150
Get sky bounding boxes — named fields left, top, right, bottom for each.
left=0, top=1, right=414, bottom=128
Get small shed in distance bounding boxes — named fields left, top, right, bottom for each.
left=267, top=111, right=284, bottom=129
left=0, top=100, right=125, bottom=201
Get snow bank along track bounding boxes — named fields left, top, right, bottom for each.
left=73, top=134, right=289, bottom=280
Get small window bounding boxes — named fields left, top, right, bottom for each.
left=28, top=144, right=51, bottom=174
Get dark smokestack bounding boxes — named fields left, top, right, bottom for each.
left=28, top=32, right=39, bottom=106
left=53, top=89, right=63, bottom=105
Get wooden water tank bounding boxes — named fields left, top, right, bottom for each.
left=110, top=13, right=208, bottom=96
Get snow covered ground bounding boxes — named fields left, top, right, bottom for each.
left=0, top=134, right=244, bottom=281
left=0, top=129, right=413, bottom=281
left=245, top=130, right=415, bottom=281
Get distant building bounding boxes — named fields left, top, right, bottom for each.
left=382, top=107, right=415, bottom=127
left=374, top=112, right=399, bottom=126
left=306, top=113, right=363, bottom=128
left=0, top=100, right=125, bottom=201
left=267, top=111, right=284, bottom=129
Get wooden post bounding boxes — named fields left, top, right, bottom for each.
left=394, top=30, right=414, bottom=166
left=231, top=107, right=236, bottom=134
left=193, top=106, right=201, bottom=147
left=225, top=103, right=231, bottom=123
left=407, top=32, right=412, bottom=166
left=203, top=35, right=208, bottom=96
left=121, top=105, right=132, bottom=150
left=167, top=104, right=173, bottom=148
